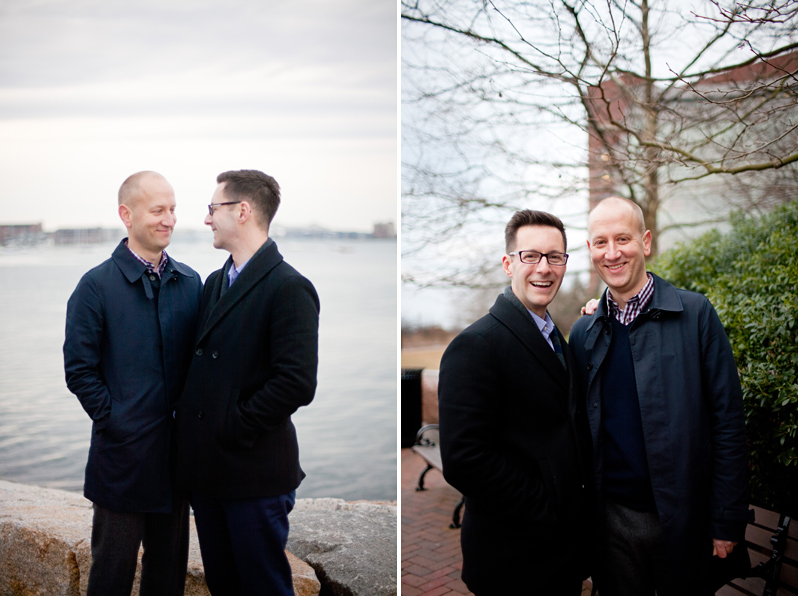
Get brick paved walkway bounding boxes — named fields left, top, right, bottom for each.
left=401, top=448, right=471, bottom=596
left=401, top=448, right=593, bottom=595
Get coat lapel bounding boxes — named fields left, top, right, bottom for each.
left=489, top=294, right=569, bottom=393
left=559, top=326, right=578, bottom=418
left=198, top=241, right=284, bottom=344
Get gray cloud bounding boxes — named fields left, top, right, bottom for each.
left=0, top=0, right=396, bottom=117
left=0, top=0, right=397, bottom=232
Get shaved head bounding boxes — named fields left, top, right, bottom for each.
left=588, top=196, right=646, bottom=239
left=117, top=170, right=176, bottom=264
left=118, top=171, right=170, bottom=207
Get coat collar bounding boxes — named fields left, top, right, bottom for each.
left=583, top=272, right=684, bottom=333
left=489, top=292, right=569, bottom=392
left=111, top=238, right=197, bottom=283
left=112, top=239, right=148, bottom=283
left=198, top=239, right=283, bottom=342
left=647, top=273, right=684, bottom=314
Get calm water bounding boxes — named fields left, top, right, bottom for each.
left=0, top=233, right=397, bottom=501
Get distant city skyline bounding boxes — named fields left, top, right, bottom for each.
left=0, top=220, right=396, bottom=248
left=0, top=215, right=397, bottom=234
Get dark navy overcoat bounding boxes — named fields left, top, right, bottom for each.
left=569, top=273, right=748, bottom=588
left=64, top=240, right=202, bottom=512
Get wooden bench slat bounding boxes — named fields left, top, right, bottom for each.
left=786, top=518, right=798, bottom=542
left=751, top=505, right=783, bottom=530
left=729, top=575, right=768, bottom=594
left=722, top=579, right=798, bottom=596
left=785, top=536, right=798, bottom=561
left=411, top=445, right=443, bottom=471
left=715, top=584, right=762, bottom=596
left=745, top=524, right=798, bottom=561
left=748, top=524, right=780, bottom=550
left=780, top=560, right=798, bottom=594
left=749, top=550, right=769, bottom=567
left=717, top=584, right=758, bottom=596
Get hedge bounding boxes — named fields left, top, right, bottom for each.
left=652, top=200, right=798, bottom=515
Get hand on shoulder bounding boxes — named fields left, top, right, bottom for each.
left=581, top=298, right=600, bottom=316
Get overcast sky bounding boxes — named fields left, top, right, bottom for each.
left=0, top=0, right=397, bottom=232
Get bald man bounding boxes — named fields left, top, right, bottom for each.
left=570, top=197, right=749, bottom=596
left=65, top=171, right=202, bottom=596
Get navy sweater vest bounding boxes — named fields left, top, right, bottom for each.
left=601, top=314, right=656, bottom=511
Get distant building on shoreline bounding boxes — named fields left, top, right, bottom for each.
left=0, top=222, right=395, bottom=246
left=275, top=222, right=396, bottom=240
left=0, top=224, right=46, bottom=246
left=53, top=228, right=122, bottom=245
left=372, top=222, right=396, bottom=239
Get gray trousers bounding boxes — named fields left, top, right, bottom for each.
left=86, top=500, right=189, bottom=596
left=595, top=497, right=684, bottom=596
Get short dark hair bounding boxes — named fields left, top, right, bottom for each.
left=504, top=209, right=567, bottom=253
left=217, top=170, right=281, bottom=230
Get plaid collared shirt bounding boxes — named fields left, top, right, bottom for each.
left=125, top=240, right=169, bottom=278
left=607, top=272, right=654, bottom=326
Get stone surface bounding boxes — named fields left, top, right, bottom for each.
left=288, top=498, right=397, bottom=596
left=0, top=479, right=320, bottom=596
left=0, top=480, right=91, bottom=596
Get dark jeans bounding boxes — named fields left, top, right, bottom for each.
left=86, top=499, right=189, bottom=596
left=191, top=491, right=296, bottom=596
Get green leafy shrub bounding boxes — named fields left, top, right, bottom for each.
left=652, top=201, right=798, bottom=515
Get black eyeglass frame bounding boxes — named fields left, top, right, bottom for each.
left=207, top=201, right=242, bottom=216
left=507, top=250, right=569, bottom=266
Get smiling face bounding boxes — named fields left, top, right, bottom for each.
left=502, top=224, right=567, bottom=318
left=204, top=182, right=241, bottom=251
left=119, top=173, right=176, bottom=264
left=587, top=198, right=652, bottom=307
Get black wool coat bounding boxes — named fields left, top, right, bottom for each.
left=176, top=240, right=319, bottom=499
left=438, top=293, right=593, bottom=594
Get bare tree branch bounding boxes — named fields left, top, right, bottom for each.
left=402, top=0, right=798, bottom=287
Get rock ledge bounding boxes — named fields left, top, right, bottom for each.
left=0, top=480, right=395, bottom=596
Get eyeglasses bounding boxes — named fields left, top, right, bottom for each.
left=208, top=201, right=242, bottom=216
left=508, top=250, right=569, bottom=266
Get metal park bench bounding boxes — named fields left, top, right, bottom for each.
left=411, top=424, right=464, bottom=529
left=718, top=506, right=796, bottom=596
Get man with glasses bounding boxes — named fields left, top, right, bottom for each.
left=64, top=171, right=202, bottom=596
left=176, top=169, right=319, bottom=596
left=438, top=209, right=593, bottom=594
left=570, top=196, right=748, bottom=595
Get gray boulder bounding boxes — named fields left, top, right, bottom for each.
left=288, top=498, right=397, bottom=596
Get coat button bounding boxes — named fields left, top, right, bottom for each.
left=198, top=410, right=204, bottom=419
left=593, top=402, right=598, bottom=408
left=587, top=363, right=593, bottom=370
left=149, top=274, right=156, bottom=282
left=196, top=349, right=203, bottom=356
left=212, top=351, right=219, bottom=359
